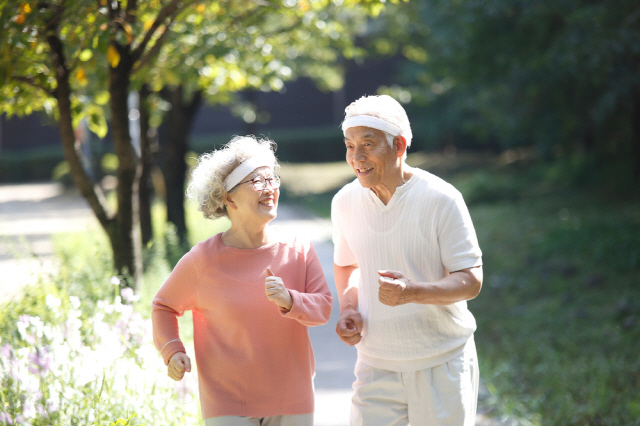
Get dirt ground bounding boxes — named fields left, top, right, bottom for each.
left=0, top=182, right=97, bottom=303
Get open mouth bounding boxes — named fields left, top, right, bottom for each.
left=357, top=167, right=373, bottom=174
left=259, top=198, right=275, bottom=207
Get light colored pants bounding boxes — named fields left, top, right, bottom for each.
left=204, top=414, right=313, bottom=426
left=350, top=339, right=479, bottom=426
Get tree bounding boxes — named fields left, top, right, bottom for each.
left=137, top=0, right=373, bottom=245
left=368, top=0, right=640, bottom=177
left=0, top=0, right=201, bottom=286
left=0, top=0, right=385, bottom=285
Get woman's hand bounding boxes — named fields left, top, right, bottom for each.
left=265, top=267, right=293, bottom=311
left=168, top=352, right=191, bottom=381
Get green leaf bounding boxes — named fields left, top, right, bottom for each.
left=79, top=49, right=93, bottom=61
left=94, top=91, right=110, bottom=105
left=88, top=111, right=108, bottom=138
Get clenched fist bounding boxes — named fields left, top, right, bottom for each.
left=265, top=267, right=293, bottom=311
left=378, top=270, right=413, bottom=306
left=168, top=352, right=191, bottom=381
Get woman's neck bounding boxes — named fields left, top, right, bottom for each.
left=221, top=222, right=272, bottom=249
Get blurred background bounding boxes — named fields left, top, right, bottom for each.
left=1, top=0, right=639, bottom=425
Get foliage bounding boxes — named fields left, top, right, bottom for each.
left=0, top=287, right=200, bottom=426
left=0, top=201, right=233, bottom=425
left=0, top=0, right=382, bottom=279
left=366, top=0, right=640, bottom=168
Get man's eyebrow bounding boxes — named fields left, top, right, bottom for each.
left=344, top=133, right=377, bottom=142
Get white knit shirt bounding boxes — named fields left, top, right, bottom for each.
left=332, top=167, right=483, bottom=371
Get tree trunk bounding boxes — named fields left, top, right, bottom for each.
left=139, top=85, right=156, bottom=246
left=162, top=86, right=202, bottom=246
left=47, top=31, right=120, bottom=277
left=633, top=90, right=640, bottom=181
left=109, top=43, right=142, bottom=286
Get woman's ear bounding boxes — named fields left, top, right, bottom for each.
left=224, top=192, right=237, bottom=211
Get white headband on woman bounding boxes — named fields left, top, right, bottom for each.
left=223, top=156, right=272, bottom=191
left=341, top=115, right=402, bottom=136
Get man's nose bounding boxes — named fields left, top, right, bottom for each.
left=353, top=146, right=366, bottom=161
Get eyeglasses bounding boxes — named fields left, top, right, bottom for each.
left=236, top=175, right=281, bottom=191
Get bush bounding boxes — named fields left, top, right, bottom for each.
left=0, top=147, right=65, bottom=183
left=0, top=208, right=225, bottom=425
left=0, top=287, right=200, bottom=425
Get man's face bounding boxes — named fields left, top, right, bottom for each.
left=344, top=126, right=399, bottom=190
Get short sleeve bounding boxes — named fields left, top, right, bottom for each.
left=331, top=192, right=357, bottom=267
left=438, top=192, right=483, bottom=272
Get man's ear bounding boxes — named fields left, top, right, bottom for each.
left=394, top=136, right=407, bottom=158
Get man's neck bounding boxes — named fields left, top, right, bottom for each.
left=371, top=166, right=414, bottom=205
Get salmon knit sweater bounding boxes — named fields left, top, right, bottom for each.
left=151, top=231, right=332, bottom=419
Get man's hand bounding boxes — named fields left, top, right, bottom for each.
left=265, top=267, right=293, bottom=311
left=168, top=352, right=191, bottom=381
left=336, top=310, right=363, bottom=346
left=378, top=270, right=413, bottom=306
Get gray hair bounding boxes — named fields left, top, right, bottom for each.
left=186, top=135, right=279, bottom=220
left=344, top=95, right=413, bottom=158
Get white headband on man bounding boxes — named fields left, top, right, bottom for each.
left=223, top=156, right=272, bottom=191
left=341, top=115, right=402, bottom=137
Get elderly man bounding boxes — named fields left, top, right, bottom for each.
left=331, top=95, right=483, bottom=426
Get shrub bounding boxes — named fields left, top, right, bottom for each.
left=0, top=287, right=200, bottom=426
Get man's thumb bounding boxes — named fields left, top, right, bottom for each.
left=378, top=270, right=399, bottom=279
left=266, top=267, right=274, bottom=277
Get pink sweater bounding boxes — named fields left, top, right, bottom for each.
left=151, top=231, right=332, bottom=419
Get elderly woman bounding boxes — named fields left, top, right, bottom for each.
left=152, top=135, right=332, bottom=426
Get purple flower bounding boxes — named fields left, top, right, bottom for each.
left=1, top=343, right=12, bottom=360
left=0, top=411, right=13, bottom=425
left=27, top=347, right=52, bottom=375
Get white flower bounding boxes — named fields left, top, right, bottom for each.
left=69, top=296, right=81, bottom=310
left=120, top=287, right=140, bottom=303
left=22, top=400, right=35, bottom=419
left=45, top=295, right=61, bottom=309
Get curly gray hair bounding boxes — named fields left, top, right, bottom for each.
left=186, top=135, right=279, bottom=220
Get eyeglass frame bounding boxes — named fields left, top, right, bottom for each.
left=233, top=175, right=281, bottom=191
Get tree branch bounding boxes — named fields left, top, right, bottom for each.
left=10, top=76, right=54, bottom=96
left=131, top=0, right=197, bottom=62
left=131, top=14, right=176, bottom=74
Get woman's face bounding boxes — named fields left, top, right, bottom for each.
left=227, top=166, right=279, bottom=223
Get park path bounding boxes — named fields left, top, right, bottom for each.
left=0, top=182, right=500, bottom=426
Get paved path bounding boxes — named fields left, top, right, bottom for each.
left=0, top=182, right=499, bottom=426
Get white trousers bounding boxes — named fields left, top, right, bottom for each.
left=204, top=414, right=313, bottom=426
left=350, top=339, right=479, bottom=426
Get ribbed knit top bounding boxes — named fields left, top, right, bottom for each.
left=152, top=231, right=332, bottom=419
left=331, top=168, right=482, bottom=371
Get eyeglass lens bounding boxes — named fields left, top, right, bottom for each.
left=253, top=176, right=280, bottom=190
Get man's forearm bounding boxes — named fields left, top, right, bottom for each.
left=409, top=267, right=482, bottom=305
left=334, top=263, right=360, bottom=313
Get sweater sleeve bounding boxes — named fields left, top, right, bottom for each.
left=281, top=242, right=333, bottom=327
left=151, top=249, right=199, bottom=365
